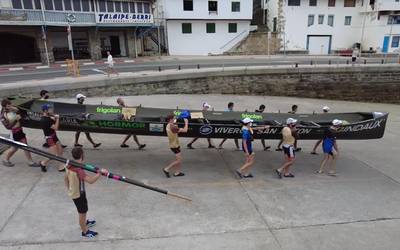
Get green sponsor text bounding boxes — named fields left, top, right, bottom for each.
left=96, top=107, right=121, bottom=114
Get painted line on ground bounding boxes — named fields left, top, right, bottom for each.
left=124, top=60, right=135, bottom=63
left=83, top=62, right=95, bottom=66
left=9, top=67, right=24, bottom=71
left=92, top=68, right=106, bottom=74
left=36, top=66, right=50, bottom=69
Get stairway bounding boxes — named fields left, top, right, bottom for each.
left=225, top=30, right=281, bottom=55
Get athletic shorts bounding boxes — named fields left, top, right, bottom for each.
left=170, top=147, right=181, bottom=154
left=12, top=129, right=26, bottom=142
left=73, top=192, right=88, bottom=214
left=46, top=134, right=59, bottom=147
left=283, top=145, right=295, bottom=159
left=323, top=146, right=334, bottom=155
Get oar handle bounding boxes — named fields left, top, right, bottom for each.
left=167, top=192, right=192, bottom=202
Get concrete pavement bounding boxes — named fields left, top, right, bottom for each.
left=0, top=94, right=399, bottom=250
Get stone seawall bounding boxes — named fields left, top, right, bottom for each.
left=1, top=65, right=400, bottom=104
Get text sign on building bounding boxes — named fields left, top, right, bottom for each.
left=96, top=13, right=153, bottom=24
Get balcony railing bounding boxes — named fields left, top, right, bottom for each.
left=0, top=9, right=96, bottom=25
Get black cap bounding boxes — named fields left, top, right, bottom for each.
left=40, top=90, right=49, bottom=97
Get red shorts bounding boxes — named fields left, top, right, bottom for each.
left=11, top=127, right=26, bottom=142
left=46, top=133, right=59, bottom=147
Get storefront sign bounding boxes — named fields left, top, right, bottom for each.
left=96, top=13, right=153, bottom=24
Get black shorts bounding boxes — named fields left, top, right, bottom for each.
left=170, top=147, right=181, bottom=154
left=12, top=130, right=26, bottom=142
left=283, top=145, right=295, bottom=159
left=73, top=192, right=88, bottom=214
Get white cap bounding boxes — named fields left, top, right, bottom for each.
left=202, top=102, right=211, bottom=109
left=332, top=119, right=343, bottom=126
left=76, top=94, right=86, bottom=99
left=322, top=106, right=330, bottom=111
left=242, top=118, right=254, bottom=124
left=286, top=118, right=297, bottom=125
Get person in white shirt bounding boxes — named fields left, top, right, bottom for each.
left=106, top=51, right=119, bottom=77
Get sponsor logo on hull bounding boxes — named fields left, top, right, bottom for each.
left=84, top=120, right=145, bottom=129
left=149, top=123, right=164, bottom=132
left=96, top=107, right=121, bottom=114
left=200, top=125, right=213, bottom=135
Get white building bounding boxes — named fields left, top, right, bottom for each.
left=266, top=0, right=400, bottom=54
left=160, top=0, right=253, bottom=55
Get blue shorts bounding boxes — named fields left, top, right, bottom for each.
left=283, top=145, right=295, bottom=158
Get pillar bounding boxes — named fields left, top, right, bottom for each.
left=88, top=27, right=102, bottom=60
left=126, top=28, right=137, bottom=58
left=35, top=28, right=55, bottom=64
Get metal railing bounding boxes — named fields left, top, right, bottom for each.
left=220, top=29, right=248, bottom=50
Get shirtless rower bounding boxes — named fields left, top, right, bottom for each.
left=255, top=104, right=271, bottom=150
left=74, top=94, right=101, bottom=148
left=117, top=98, right=146, bottom=149
left=218, top=102, right=240, bottom=150
left=275, top=118, right=298, bottom=178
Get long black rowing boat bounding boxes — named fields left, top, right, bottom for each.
left=9, top=97, right=389, bottom=140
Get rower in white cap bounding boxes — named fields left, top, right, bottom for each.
left=316, top=119, right=342, bottom=176
left=74, top=94, right=101, bottom=148
left=236, top=118, right=269, bottom=178
left=187, top=102, right=215, bottom=149
left=311, top=105, right=330, bottom=154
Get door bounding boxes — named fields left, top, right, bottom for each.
left=382, top=36, right=390, bottom=53
left=110, top=36, right=121, bottom=56
left=307, top=35, right=331, bottom=55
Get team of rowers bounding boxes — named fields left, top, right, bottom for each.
left=1, top=92, right=342, bottom=179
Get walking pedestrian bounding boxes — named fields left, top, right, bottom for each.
left=218, top=102, right=240, bottom=149
left=74, top=94, right=101, bottom=148
left=311, top=106, right=330, bottom=154
left=106, top=51, right=119, bottom=77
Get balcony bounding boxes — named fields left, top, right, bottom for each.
left=0, top=8, right=95, bottom=26
left=377, top=2, right=400, bottom=12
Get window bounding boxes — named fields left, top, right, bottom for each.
left=73, top=0, right=81, bottom=11
left=228, top=23, right=237, bottom=33
left=309, top=0, right=317, bottom=6
left=129, top=2, right=135, bottom=12
left=388, top=15, right=400, bottom=25
left=182, top=23, right=192, bottom=34
left=232, top=1, right=240, bottom=12
left=206, top=23, right=216, bottom=33
left=115, top=1, right=121, bottom=12
left=208, top=1, right=217, bottom=12
left=328, top=0, right=335, bottom=7
left=344, top=16, right=352, bottom=25
left=65, top=0, right=72, bottom=10
left=122, top=2, right=129, bottom=12
left=82, top=0, right=90, bottom=11
left=136, top=2, right=143, bottom=13
left=54, top=0, right=63, bottom=10
left=318, top=14, right=324, bottom=24
left=106, top=1, right=114, bottom=12
left=344, top=0, right=355, bottom=7
left=183, top=0, right=193, bottom=11
left=392, top=36, right=400, bottom=48
left=328, top=15, right=334, bottom=27
left=288, top=0, right=300, bottom=6
left=12, top=0, right=22, bottom=9
left=308, top=15, right=314, bottom=26
left=143, top=2, right=150, bottom=13
left=22, top=0, right=33, bottom=9
left=43, top=0, right=53, bottom=10
left=34, top=0, right=41, bottom=9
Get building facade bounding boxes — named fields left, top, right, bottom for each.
left=266, top=0, right=400, bottom=54
left=0, top=0, right=162, bottom=64
left=160, top=0, right=253, bottom=55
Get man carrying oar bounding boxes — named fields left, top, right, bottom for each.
left=64, top=147, right=108, bottom=238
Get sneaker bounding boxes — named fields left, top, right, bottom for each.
left=2, top=160, right=14, bottom=167
left=275, top=169, right=282, bottom=179
left=208, top=145, right=215, bottom=149
left=284, top=173, right=295, bottom=178
left=74, top=144, right=83, bottom=147
left=310, top=151, right=318, bottom=155
left=264, top=146, right=271, bottom=151
left=28, top=162, right=40, bottom=168
left=173, top=172, right=185, bottom=177
left=187, top=144, right=194, bottom=149
left=275, top=148, right=283, bottom=151
left=40, top=162, right=47, bottom=172
left=93, top=143, right=101, bottom=148
left=86, top=220, right=96, bottom=228
left=42, top=143, right=49, bottom=148
left=295, top=148, right=302, bottom=152
left=315, top=170, right=324, bottom=175
left=243, top=173, right=254, bottom=178
left=82, top=229, right=98, bottom=238
left=163, top=168, right=170, bottom=178
left=120, top=144, right=129, bottom=148
left=235, top=170, right=243, bottom=179
left=328, top=171, right=337, bottom=177
left=62, top=145, right=67, bottom=149
left=138, top=144, right=146, bottom=150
